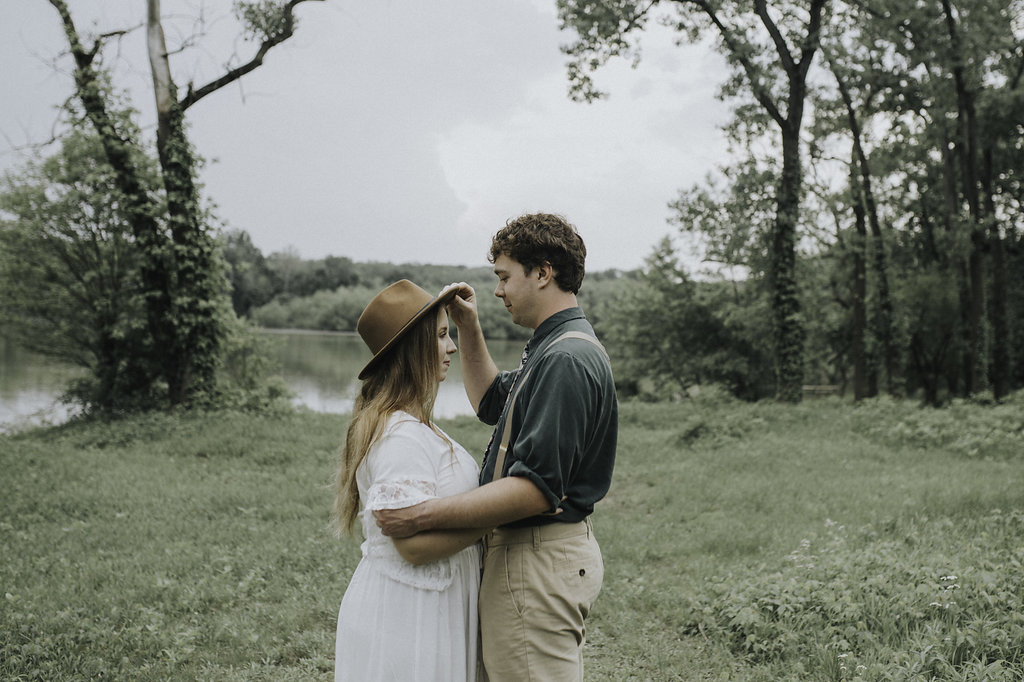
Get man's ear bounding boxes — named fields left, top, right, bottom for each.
left=535, top=261, right=554, bottom=287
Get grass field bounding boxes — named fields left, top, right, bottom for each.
left=2, top=392, right=1022, bottom=680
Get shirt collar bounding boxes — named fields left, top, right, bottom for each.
left=528, top=306, right=586, bottom=350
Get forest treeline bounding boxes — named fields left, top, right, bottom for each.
left=221, top=228, right=638, bottom=344
left=223, top=224, right=1024, bottom=405
left=1, top=0, right=1021, bottom=413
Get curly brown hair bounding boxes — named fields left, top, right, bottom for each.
left=488, top=213, right=587, bottom=294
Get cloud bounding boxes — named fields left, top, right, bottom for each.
left=436, top=26, right=729, bottom=270
left=1, top=1, right=730, bottom=272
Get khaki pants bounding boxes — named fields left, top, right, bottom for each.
left=479, top=518, right=604, bottom=681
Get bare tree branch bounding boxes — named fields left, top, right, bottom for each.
left=799, top=0, right=827, bottom=81
left=755, top=0, right=796, bottom=73
left=178, top=0, right=324, bottom=111
left=684, top=0, right=787, bottom=128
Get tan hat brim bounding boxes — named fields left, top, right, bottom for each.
left=357, top=287, right=460, bottom=380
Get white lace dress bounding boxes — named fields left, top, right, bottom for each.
left=335, top=412, right=482, bottom=682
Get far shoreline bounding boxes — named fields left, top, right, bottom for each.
left=256, top=328, right=359, bottom=337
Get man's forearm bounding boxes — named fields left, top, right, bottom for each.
left=392, top=527, right=491, bottom=565
left=421, top=476, right=550, bottom=531
left=454, top=320, right=499, bottom=411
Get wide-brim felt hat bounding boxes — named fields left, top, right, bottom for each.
left=356, top=280, right=458, bottom=380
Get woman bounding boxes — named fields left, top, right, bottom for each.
left=332, top=279, right=489, bottom=682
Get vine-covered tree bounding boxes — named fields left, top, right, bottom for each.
left=559, top=0, right=829, bottom=402
left=37, top=0, right=321, bottom=410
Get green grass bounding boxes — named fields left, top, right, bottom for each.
left=2, top=392, right=1022, bottom=680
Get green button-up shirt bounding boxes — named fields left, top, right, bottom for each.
left=477, top=307, right=618, bottom=528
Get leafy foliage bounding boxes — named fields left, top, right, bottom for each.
left=235, top=0, right=296, bottom=42
left=0, top=128, right=160, bottom=411
left=242, top=258, right=533, bottom=340
left=557, top=0, right=1024, bottom=404
left=686, top=512, right=1024, bottom=679
left=602, top=238, right=774, bottom=400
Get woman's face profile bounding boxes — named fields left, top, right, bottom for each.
left=436, top=308, right=456, bottom=382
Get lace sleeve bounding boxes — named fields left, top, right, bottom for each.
left=364, top=478, right=437, bottom=511
left=360, top=477, right=458, bottom=591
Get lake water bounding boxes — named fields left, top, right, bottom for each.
left=0, top=332, right=526, bottom=432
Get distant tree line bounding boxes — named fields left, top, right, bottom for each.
left=222, top=228, right=639, bottom=343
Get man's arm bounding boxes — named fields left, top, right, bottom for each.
left=375, top=476, right=551, bottom=538
left=444, top=283, right=499, bottom=412
left=391, top=527, right=492, bottom=565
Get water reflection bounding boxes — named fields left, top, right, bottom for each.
left=0, top=336, right=84, bottom=430
left=0, top=331, right=526, bottom=430
left=263, top=330, right=524, bottom=419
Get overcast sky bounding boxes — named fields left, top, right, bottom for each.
left=1, top=1, right=731, bottom=272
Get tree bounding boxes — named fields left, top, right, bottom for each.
left=602, top=238, right=774, bottom=400
left=0, top=128, right=156, bottom=410
left=853, top=0, right=1023, bottom=399
left=809, top=6, right=903, bottom=399
left=559, top=0, right=829, bottom=401
left=222, top=229, right=278, bottom=317
left=41, top=0, right=322, bottom=409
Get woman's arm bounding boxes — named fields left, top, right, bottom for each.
left=391, top=527, right=491, bottom=565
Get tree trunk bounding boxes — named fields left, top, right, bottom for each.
left=862, top=170, right=896, bottom=397
left=940, top=139, right=971, bottom=396
left=147, top=0, right=223, bottom=405
left=772, top=124, right=805, bottom=403
left=967, top=235, right=987, bottom=393
left=828, top=60, right=870, bottom=400
left=848, top=146, right=868, bottom=401
left=982, top=147, right=1010, bottom=399
left=919, top=195, right=939, bottom=265
left=49, top=0, right=174, bottom=397
left=943, top=0, right=987, bottom=395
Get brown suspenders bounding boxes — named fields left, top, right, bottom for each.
left=488, top=331, right=609, bottom=483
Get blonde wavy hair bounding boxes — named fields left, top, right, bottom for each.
left=332, top=309, right=451, bottom=536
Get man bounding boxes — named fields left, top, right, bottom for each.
left=375, top=213, right=618, bottom=681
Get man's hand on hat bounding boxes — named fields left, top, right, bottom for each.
left=441, top=281, right=478, bottom=328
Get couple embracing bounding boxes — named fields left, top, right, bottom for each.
left=332, top=213, right=618, bottom=681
